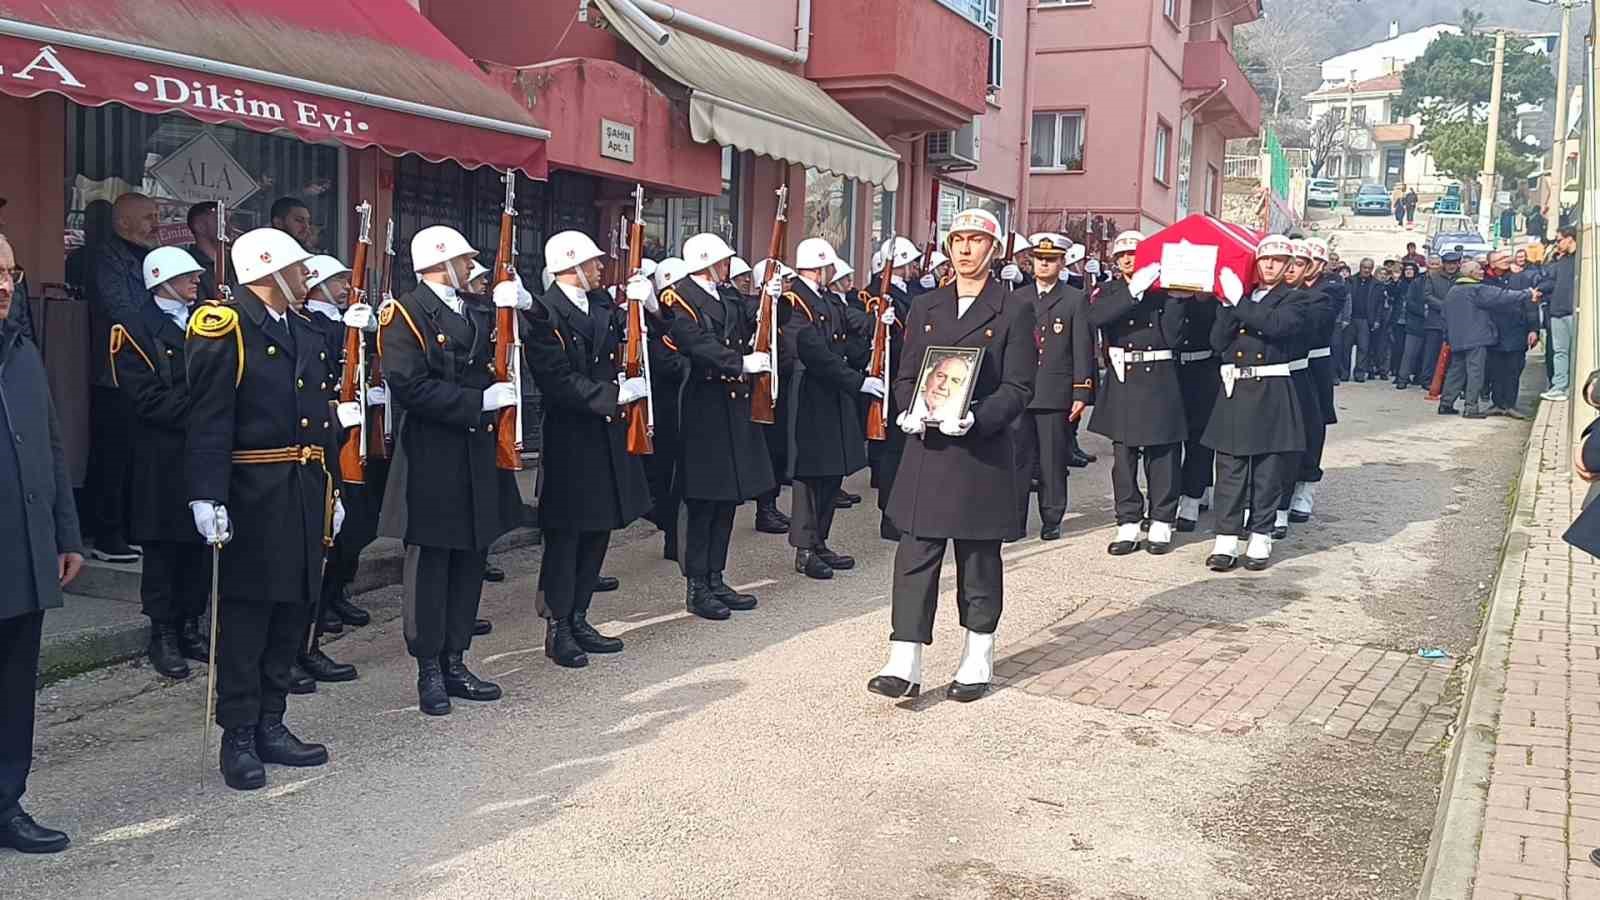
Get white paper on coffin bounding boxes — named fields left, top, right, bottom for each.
left=1159, top=241, right=1218, bottom=293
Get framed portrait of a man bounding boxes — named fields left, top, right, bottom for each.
left=914, top=346, right=984, bottom=425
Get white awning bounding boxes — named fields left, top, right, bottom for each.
left=594, top=0, right=900, bottom=190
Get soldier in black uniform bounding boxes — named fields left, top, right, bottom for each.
left=110, top=246, right=211, bottom=679
left=377, top=225, right=523, bottom=716
left=1087, top=230, right=1189, bottom=555
left=866, top=239, right=919, bottom=541
left=1012, top=233, right=1093, bottom=541
left=661, top=233, right=778, bottom=619
left=868, top=209, right=1035, bottom=705
left=1201, top=235, right=1313, bottom=572
left=730, top=259, right=789, bottom=537
left=185, top=228, right=342, bottom=790
left=526, top=230, right=653, bottom=668
left=646, top=258, right=692, bottom=556
left=1290, top=239, right=1342, bottom=523
left=1269, top=241, right=1316, bottom=540
left=783, top=238, right=881, bottom=579
left=1175, top=253, right=1222, bottom=532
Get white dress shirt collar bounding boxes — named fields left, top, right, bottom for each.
left=557, top=280, right=590, bottom=314
left=305, top=298, right=341, bottom=321
left=425, top=280, right=463, bottom=316
left=154, top=297, right=190, bottom=329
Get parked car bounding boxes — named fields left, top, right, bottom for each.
left=1307, top=178, right=1340, bottom=208
left=1427, top=213, right=1492, bottom=258
left=1435, top=184, right=1463, bottom=215
left=1353, top=183, right=1393, bottom=216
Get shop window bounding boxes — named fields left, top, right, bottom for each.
left=870, top=186, right=898, bottom=255
left=937, top=182, right=1009, bottom=233
left=389, top=156, right=553, bottom=292
left=804, top=169, right=855, bottom=261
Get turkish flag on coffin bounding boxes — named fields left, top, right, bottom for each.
left=1132, top=214, right=1264, bottom=301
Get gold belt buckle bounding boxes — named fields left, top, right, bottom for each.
left=298, top=445, right=316, bottom=465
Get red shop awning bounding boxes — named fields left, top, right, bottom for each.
left=0, top=0, right=549, bottom=177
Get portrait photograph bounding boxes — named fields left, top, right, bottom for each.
left=915, top=346, right=984, bottom=424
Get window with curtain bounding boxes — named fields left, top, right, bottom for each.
left=870, top=185, right=897, bottom=257
left=1154, top=122, right=1172, bottom=185
left=1030, top=112, right=1084, bottom=171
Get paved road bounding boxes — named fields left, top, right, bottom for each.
left=4, top=371, right=1532, bottom=899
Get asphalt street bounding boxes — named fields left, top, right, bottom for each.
left=4, top=365, right=1530, bottom=900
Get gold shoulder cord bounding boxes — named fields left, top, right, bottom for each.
left=187, top=305, right=245, bottom=385
left=661, top=288, right=699, bottom=322
left=107, top=324, right=155, bottom=387
left=783, top=290, right=814, bottom=322
left=377, top=298, right=425, bottom=359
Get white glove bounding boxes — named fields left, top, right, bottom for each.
left=764, top=276, right=784, bottom=299
left=335, top=401, right=363, bottom=429
left=342, top=303, right=375, bottom=331
left=365, top=385, right=388, bottom=407
left=617, top=376, right=650, bottom=405
left=939, top=411, right=976, bottom=437
left=481, top=381, right=520, bottom=411
left=742, top=352, right=772, bottom=375
left=920, top=273, right=938, bottom=289
left=859, top=376, right=887, bottom=399
left=626, top=274, right=659, bottom=315
left=1001, top=263, right=1023, bottom=284
left=332, top=498, right=345, bottom=538
left=492, top=277, right=533, bottom=311
left=879, top=306, right=897, bottom=327
left=189, top=501, right=231, bottom=544
left=1129, top=263, right=1161, bottom=297
left=896, top=409, right=926, bottom=436
left=1085, top=259, right=1101, bottom=275
left=1218, top=267, right=1244, bottom=305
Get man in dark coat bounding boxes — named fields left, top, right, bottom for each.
left=185, top=228, right=343, bottom=790
left=1439, top=260, right=1541, bottom=418
left=1482, top=250, right=1547, bottom=418
left=1391, top=263, right=1427, bottom=388
left=1176, top=260, right=1221, bottom=532
left=867, top=240, right=919, bottom=541
left=645, top=258, right=692, bottom=557
left=526, top=231, right=653, bottom=668
left=869, top=209, right=1035, bottom=705
left=661, top=233, right=778, bottom=620
left=378, top=225, right=522, bottom=716
left=0, top=236, right=83, bottom=854
left=1289, top=239, right=1343, bottom=523
left=1201, top=235, right=1313, bottom=572
left=1408, top=252, right=1460, bottom=389
left=110, top=246, right=212, bottom=680
left=1087, top=231, right=1188, bottom=555
left=782, top=238, right=878, bottom=579
left=1343, top=259, right=1382, bottom=382
left=1012, top=233, right=1093, bottom=541
left=731, top=257, right=789, bottom=537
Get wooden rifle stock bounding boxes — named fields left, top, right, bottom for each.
left=750, top=185, right=788, bottom=425
left=492, top=173, right=522, bottom=472
left=623, top=186, right=653, bottom=456
left=212, top=200, right=233, bottom=303
left=336, top=202, right=374, bottom=484
left=865, top=239, right=895, bottom=441
left=368, top=218, right=394, bottom=460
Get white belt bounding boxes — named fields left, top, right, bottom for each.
left=1220, top=362, right=1293, bottom=398
left=1288, top=357, right=1309, bottom=371
left=1107, top=347, right=1175, bottom=382
left=1180, top=350, right=1214, bottom=364
left=1308, top=346, right=1332, bottom=359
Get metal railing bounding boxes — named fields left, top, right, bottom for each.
left=1223, top=156, right=1260, bottom=179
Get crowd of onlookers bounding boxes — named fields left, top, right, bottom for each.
left=1318, top=229, right=1577, bottom=418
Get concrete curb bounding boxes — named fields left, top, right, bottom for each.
left=37, top=527, right=541, bottom=686
left=1415, top=398, right=1546, bottom=900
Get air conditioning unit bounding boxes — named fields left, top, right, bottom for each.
left=928, top=118, right=981, bottom=171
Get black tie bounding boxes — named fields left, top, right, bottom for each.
left=267, top=315, right=290, bottom=344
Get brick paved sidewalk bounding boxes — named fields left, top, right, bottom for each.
left=1426, top=399, right=1600, bottom=900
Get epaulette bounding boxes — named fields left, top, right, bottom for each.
left=377, top=297, right=424, bottom=358
left=186, top=304, right=245, bottom=385
left=857, top=290, right=874, bottom=309
left=107, top=324, right=154, bottom=387
left=783, top=290, right=814, bottom=322
left=660, top=288, right=698, bottom=322
left=662, top=336, right=679, bottom=352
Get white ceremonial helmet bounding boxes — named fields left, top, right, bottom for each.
left=831, top=258, right=854, bottom=283
left=232, top=228, right=312, bottom=285
left=410, top=225, right=477, bottom=273
left=881, top=236, right=920, bottom=269
left=1005, top=232, right=1034, bottom=254
left=682, top=233, right=736, bottom=273
left=794, top=237, right=837, bottom=271
left=871, top=250, right=885, bottom=275
left=1288, top=239, right=1312, bottom=260
left=946, top=209, right=1002, bottom=242
left=142, top=245, right=204, bottom=290
left=728, top=256, right=752, bottom=279
left=1111, top=230, right=1144, bottom=257
left=638, top=257, right=658, bottom=280
left=545, top=230, right=606, bottom=275
left=1256, top=234, right=1293, bottom=259
left=1026, top=233, right=1071, bottom=258
left=1305, top=238, right=1330, bottom=263
left=929, top=250, right=949, bottom=269
left=303, top=254, right=351, bottom=291
left=654, top=257, right=687, bottom=292
left=1064, top=244, right=1087, bottom=266
left=751, top=258, right=795, bottom=285
left=467, top=260, right=490, bottom=284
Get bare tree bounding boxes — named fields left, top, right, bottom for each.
left=1235, top=0, right=1350, bottom=124
left=1306, top=110, right=1346, bottom=177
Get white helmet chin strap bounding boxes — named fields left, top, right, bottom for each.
left=319, top=285, right=337, bottom=305
left=445, top=261, right=463, bottom=291
left=574, top=264, right=592, bottom=293
left=271, top=272, right=297, bottom=307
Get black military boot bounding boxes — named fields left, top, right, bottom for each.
left=707, top=571, right=757, bottom=610
left=473, top=619, right=493, bottom=636
left=147, top=622, right=190, bottom=679
left=441, top=651, right=502, bottom=701
left=814, top=546, right=855, bottom=570
left=880, top=516, right=902, bottom=542
left=178, top=617, right=210, bottom=663
left=417, top=658, right=451, bottom=716
left=255, top=712, right=328, bottom=767
left=317, top=603, right=344, bottom=635
left=755, top=498, right=789, bottom=534
left=795, top=549, right=833, bottom=580
left=544, top=618, right=589, bottom=668
left=286, top=662, right=317, bottom=694
left=219, top=725, right=266, bottom=790
left=299, top=645, right=357, bottom=682
left=570, top=613, right=624, bottom=654
left=686, top=577, right=731, bottom=621
left=331, top=588, right=370, bottom=626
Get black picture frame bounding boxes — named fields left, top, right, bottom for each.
left=915, top=345, right=984, bottom=425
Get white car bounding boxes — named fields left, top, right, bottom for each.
left=1307, top=178, right=1340, bottom=208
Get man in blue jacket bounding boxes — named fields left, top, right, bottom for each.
left=1439, top=260, right=1542, bottom=418
left=1541, top=229, right=1578, bottom=402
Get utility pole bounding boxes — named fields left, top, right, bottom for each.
left=1343, top=68, right=1356, bottom=196
left=1545, top=0, right=1580, bottom=240
left=1478, top=31, right=1507, bottom=241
